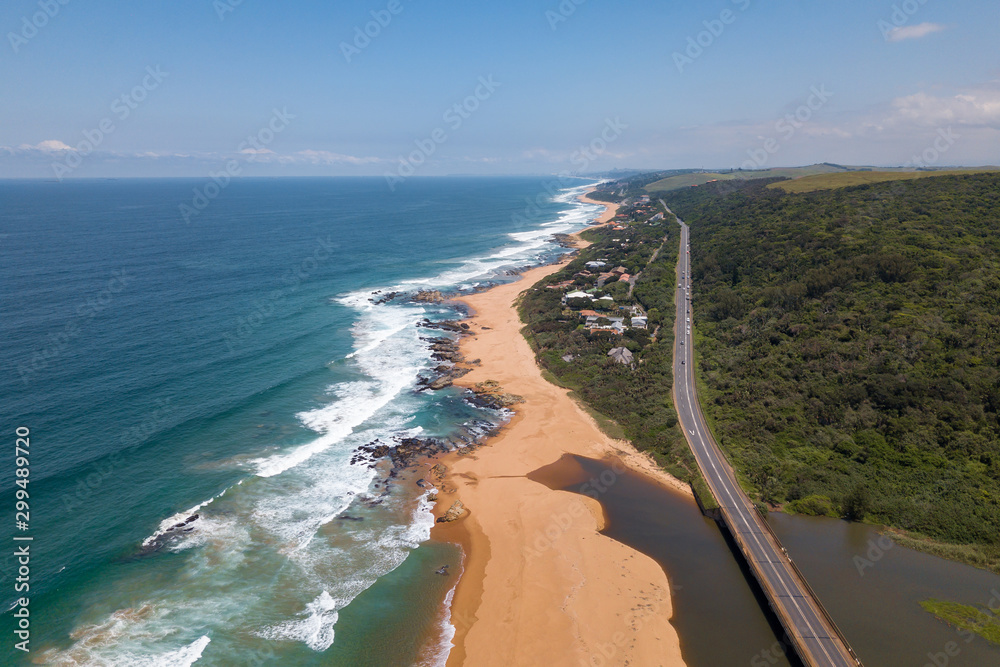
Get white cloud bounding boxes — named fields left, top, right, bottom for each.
left=16, top=139, right=73, bottom=152
left=885, top=86, right=1000, bottom=128
left=886, top=22, right=947, bottom=42
left=287, top=149, right=381, bottom=165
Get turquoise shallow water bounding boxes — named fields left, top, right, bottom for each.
left=0, top=176, right=602, bottom=665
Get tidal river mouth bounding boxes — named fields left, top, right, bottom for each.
left=530, top=454, right=1000, bottom=667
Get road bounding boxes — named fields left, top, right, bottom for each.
left=669, top=212, right=861, bottom=667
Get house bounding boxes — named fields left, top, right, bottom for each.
left=596, top=272, right=617, bottom=287
left=631, top=316, right=648, bottom=329
left=597, top=295, right=615, bottom=304
left=579, top=309, right=600, bottom=318
left=650, top=213, right=664, bottom=222
left=619, top=273, right=632, bottom=283
left=584, top=260, right=607, bottom=270
left=562, top=290, right=592, bottom=305
left=608, top=347, right=634, bottom=365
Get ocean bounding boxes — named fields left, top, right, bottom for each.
left=0, top=176, right=604, bottom=666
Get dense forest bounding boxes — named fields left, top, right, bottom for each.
left=662, top=174, right=1000, bottom=568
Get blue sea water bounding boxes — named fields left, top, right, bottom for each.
left=0, top=176, right=604, bottom=666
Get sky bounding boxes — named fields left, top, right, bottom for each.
left=1, top=0, right=998, bottom=178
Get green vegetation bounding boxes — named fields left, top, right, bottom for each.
left=770, top=168, right=1000, bottom=194
left=662, top=173, right=1000, bottom=569
left=520, top=204, right=708, bottom=490
left=786, top=494, right=838, bottom=517
left=919, top=598, right=1000, bottom=645
left=886, top=528, right=1000, bottom=574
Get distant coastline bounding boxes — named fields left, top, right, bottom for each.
left=427, top=190, right=689, bottom=666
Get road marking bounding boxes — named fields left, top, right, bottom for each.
left=672, top=222, right=845, bottom=667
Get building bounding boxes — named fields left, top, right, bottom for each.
left=608, top=347, right=634, bottom=365
left=562, top=290, right=592, bottom=305
left=596, top=272, right=617, bottom=287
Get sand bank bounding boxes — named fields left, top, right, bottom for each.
left=430, top=196, right=688, bottom=666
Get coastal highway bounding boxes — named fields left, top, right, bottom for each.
left=669, top=213, right=862, bottom=667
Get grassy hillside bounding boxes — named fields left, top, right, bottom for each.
left=645, top=172, right=738, bottom=191
left=644, top=164, right=850, bottom=194
left=771, top=168, right=1000, bottom=193
left=664, top=173, right=1000, bottom=571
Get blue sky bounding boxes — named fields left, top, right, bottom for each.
left=2, top=0, right=998, bottom=178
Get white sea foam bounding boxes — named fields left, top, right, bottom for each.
left=141, top=487, right=232, bottom=549
left=153, top=636, right=211, bottom=667
left=251, top=297, right=427, bottom=478
left=418, top=568, right=460, bottom=667
left=340, top=181, right=601, bottom=296
left=65, top=182, right=602, bottom=664
left=40, top=603, right=213, bottom=667
left=256, top=590, right=338, bottom=651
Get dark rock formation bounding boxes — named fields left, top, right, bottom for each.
left=351, top=436, right=451, bottom=471
left=370, top=290, right=400, bottom=305
left=464, top=380, right=525, bottom=410
left=411, top=290, right=446, bottom=303
left=137, top=513, right=199, bottom=555
left=437, top=500, right=466, bottom=523
left=552, top=233, right=577, bottom=248
left=418, top=319, right=468, bottom=333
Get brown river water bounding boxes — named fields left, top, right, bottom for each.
left=530, top=454, right=1000, bottom=667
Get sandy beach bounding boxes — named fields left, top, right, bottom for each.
left=429, top=194, right=689, bottom=666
